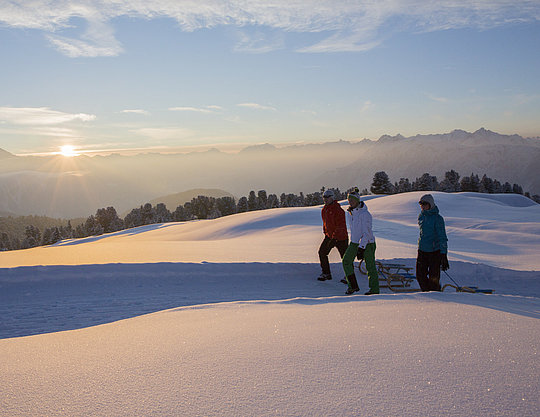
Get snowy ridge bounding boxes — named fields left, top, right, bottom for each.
left=2, top=192, right=539, bottom=270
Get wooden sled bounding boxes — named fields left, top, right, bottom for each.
left=358, top=260, right=421, bottom=293
left=441, top=284, right=494, bottom=294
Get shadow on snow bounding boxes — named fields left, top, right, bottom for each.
left=1, top=262, right=538, bottom=339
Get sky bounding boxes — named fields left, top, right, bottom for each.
left=0, top=1, right=539, bottom=156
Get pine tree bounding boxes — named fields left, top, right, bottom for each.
left=480, top=174, right=495, bottom=193
left=124, top=206, right=143, bottom=229
left=190, top=196, right=213, bottom=219
left=512, top=184, right=523, bottom=195
left=412, top=173, right=438, bottom=191
left=371, top=171, right=394, bottom=194
left=216, top=197, right=236, bottom=216
left=96, top=207, right=124, bottom=233
left=236, top=196, right=248, bottom=212
left=141, top=203, right=155, bottom=225
left=247, top=191, right=258, bottom=211
left=493, top=179, right=503, bottom=193
left=85, top=215, right=104, bottom=236
left=460, top=173, right=480, bottom=192
left=440, top=170, right=461, bottom=192
left=22, top=225, right=41, bottom=248
left=395, top=178, right=412, bottom=193
left=267, top=194, right=280, bottom=209
left=154, top=203, right=172, bottom=223
left=51, top=227, right=61, bottom=244
left=0, top=232, right=13, bottom=251
left=42, top=228, right=53, bottom=245
left=257, top=190, right=268, bottom=210
left=172, top=205, right=188, bottom=221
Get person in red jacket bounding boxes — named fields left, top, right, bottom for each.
left=317, top=189, right=349, bottom=281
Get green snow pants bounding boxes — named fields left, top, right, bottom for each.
left=342, top=242, right=379, bottom=292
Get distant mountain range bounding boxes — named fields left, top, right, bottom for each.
left=1, top=128, right=538, bottom=218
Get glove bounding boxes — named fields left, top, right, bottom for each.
left=356, top=247, right=365, bottom=260
left=441, top=253, right=450, bottom=271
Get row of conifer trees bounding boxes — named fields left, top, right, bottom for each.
left=1, top=169, right=538, bottom=252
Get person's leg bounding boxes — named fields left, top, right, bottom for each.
left=364, top=242, right=379, bottom=293
left=416, top=250, right=430, bottom=291
left=336, top=239, right=349, bottom=259
left=342, top=243, right=359, bottom=292
left=336, top=240, right=349, bottom=284
left=427, top=250, right=442, bottom=291
left=318, top=236, right=332, bottom=276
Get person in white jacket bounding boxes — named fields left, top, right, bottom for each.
left=342, top=188, right=379, bottom=295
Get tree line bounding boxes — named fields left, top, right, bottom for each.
left=1, top=169, right=538, bottom=252
left=370, top=170, right=539, bottom=200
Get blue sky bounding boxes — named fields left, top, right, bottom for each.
left=0, top=1, right=539, bottom=155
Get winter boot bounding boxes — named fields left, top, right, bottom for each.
left=317, top=273, right=332, bottom=281
left=345, top=274, right=359, bottom=295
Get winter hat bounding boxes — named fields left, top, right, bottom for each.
left=323, top=189, right=334, bottom=198
left=419, top=194, right=435, bottom=209
left=347, top=188, right=361, bottom=203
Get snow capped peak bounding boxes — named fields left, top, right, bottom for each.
left=377, top=133, right=406, bottom=143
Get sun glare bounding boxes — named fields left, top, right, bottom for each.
left=59, top=145, right=78, bottom=157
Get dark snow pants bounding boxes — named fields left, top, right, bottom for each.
left=416, top=250, right=442, bottom=291
left=318, top=236, right=348, bottom=276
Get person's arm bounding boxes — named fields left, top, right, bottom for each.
left=437, top=215, right=450, bottom=270
left=436, top=215, right=448, bottom=254
left=349, top=211, right=361, bottom=244
left=332, top=206, right=347, bottom=240
left=358, top=211, right=371, bottom=249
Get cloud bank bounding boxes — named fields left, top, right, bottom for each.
left=0, top=107, right=96, bottom=125
left=1, top=1, right=538, bottom=56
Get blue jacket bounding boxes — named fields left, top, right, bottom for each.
left=418, top=205, right=448, bottom=254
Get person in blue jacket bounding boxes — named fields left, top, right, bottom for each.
left=417, top=194, right=449, bottom=291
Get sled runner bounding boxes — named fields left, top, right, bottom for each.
left=441, top=271, right=494, bottom=294
left=358, top=260, right=421, bottom=292
left=440, top=284, right=493, bottom=294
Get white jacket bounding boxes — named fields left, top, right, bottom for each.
left=348, top=203, right=375, bottom=248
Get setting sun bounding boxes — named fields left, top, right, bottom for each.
left=59, top=145, right=78, bottom=157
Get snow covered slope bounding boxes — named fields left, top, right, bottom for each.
left=1, top=192, right=539, bottom=417
left=1, top=191, right=538, bottom=270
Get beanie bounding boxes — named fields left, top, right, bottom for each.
left=323, top=189, right=334, bottom=198
left=347, top=187, right=361, bottom=203
left=419, top=194, right=436, bottom=209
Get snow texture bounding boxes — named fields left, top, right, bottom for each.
left=1, top=192, right=539, bottom=416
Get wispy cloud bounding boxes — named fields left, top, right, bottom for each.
left=360, top=101, right=374, bottom=113
left=426, top=94, right=449, bottom=103
left=234, top=30, right=285, bottom=53
left=237, top=103, right=277, bottom=111
left=1, top=1, right=537, bottom=56
left=121, top=109, right=150, bottom=115
left=169, top=106, right=223, bottom=114
left=47, top=17, right=123, bottom=57
left=0, top=107, right=96, bottom=125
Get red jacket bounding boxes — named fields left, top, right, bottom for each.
left=321, top=200, right=348, bottom=241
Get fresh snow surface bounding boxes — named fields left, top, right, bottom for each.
left=1, top=192, right=539, bottom=416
